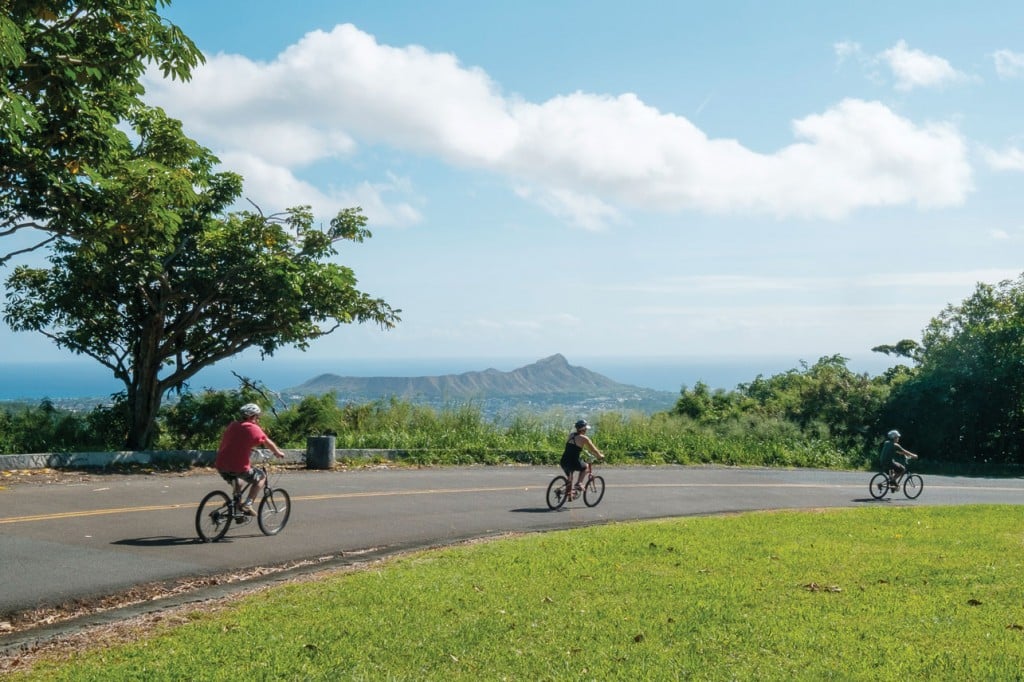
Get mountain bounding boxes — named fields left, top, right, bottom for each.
left=284, top=354, right=677, bottom=414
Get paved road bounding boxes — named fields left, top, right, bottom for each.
left=2, top=465, right=1023, bottom=621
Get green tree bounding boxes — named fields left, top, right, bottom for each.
left=268, top=393, right=346, bottom=445
left=673, top=381, right=739, bottom=423
left=159, top=387, right=270, bottom=449
left=737, top=355, right=887, bottom=447
left=4, top=109, right=400, bottom=450
left=0, top=398, right=89, bottom=452
left=871, top=339, right=922, bottom=363
left=877, top=274, right=1024, bottom=464
left=1, top=0, right=202, bottom=263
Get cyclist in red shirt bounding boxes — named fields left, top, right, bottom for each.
left=214, top=403, right=285, bottom=515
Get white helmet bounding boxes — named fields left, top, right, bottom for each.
left=240, top=403, right=262, bottom=418
left=887, top=429, right=901, bottom=439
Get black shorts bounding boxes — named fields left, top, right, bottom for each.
left=560, top=456, right=586, bottom=476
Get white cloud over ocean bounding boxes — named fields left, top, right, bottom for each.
left=145, top=25, right=973, bottom=229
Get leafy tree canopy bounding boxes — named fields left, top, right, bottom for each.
left=871, top=339, right=921, bottom=363
left=878, top=274, right=1024, bottom=463
left=1, top=0, right=203, bottom=263
left=3, top=107, right=400, bottom=449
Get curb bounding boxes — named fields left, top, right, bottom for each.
left=0, top=449, right=409, bottom=471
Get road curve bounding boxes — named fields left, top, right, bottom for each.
left=1, top=465, right=1022, bottom=635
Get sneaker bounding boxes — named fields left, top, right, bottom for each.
left=240, top=502, right=256, bottom=516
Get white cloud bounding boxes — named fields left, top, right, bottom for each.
left=833, top=40, right=863, bottom=64
left=514, top=185, right=622, bottom=231
left=982, top=145, right=1024, bottom=171
left=144, top=25, right=974, bottom=228
left=879, top=40, right=967, bottom=91
left=219, top=152, right=422, bottom=227
left=608, top=275, right=804, bottom=294
left=606, top=270, right=1021, bottom=295
left=992, top=49, right=1024, bottom=78
left=853, top=270, right=1021, bottom=288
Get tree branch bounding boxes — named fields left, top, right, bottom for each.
left=0, top=233, right=59, bottom=266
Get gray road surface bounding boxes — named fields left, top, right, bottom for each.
left=1, top=465, right=1022, bottom=640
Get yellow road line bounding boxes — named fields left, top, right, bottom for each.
left=1, top=504, right=191, bottom=524
left=0, top=487, right=526, bottom=524
left=1, top=482, right=1020, bottom=525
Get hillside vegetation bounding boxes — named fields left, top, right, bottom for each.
left=2, top=274, right=1023, bottom=473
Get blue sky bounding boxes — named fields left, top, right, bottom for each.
left=4, top=0, right=1023, bottom=378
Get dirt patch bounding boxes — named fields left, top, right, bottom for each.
left=0, top=461, right=397, bottom=490
left=0, top=465, right=207, bottom=490
left=1, top=559, right=316, bottom=633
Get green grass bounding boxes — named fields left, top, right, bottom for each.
left=16, top=506, right=1024, bottom=681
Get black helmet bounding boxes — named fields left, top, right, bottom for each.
left=574, top=419, right=589, bottom=430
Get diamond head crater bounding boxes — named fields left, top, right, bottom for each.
left=284, top=354, right=677, bottom=417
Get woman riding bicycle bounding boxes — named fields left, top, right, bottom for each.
left=214, top=403, right=286, bottom=515
left=560, top=419, right=605, bottom=500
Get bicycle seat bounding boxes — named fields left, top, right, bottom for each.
left=219, top=471, right=243, bottom=484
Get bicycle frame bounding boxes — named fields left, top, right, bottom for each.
left=546, top=463, right=606, bottom=510
left=195, top=452, right=292, bottom=542
left=869, top=464, right=923, bottom=501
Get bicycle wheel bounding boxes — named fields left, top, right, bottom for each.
left=903, top=474, right=923, bottom=499
left=546, top=475, right=569, bottom=510
left=868, top=473, right=890, bottom=500
left=196, top=490, right=233, bottom=542
left=583, top=475, right=606, bottom=507
left=257, top=488, right=291, bottom=535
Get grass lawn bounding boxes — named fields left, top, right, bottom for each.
left=13, top=505, right=1024, bottom=681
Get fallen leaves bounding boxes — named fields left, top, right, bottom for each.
left=803, top=582, right=842, bottom=593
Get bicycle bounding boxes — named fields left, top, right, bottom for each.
left=195, top=451, right=292, bottom=542
left=869, top=464, right=923, bottom=500
left=546, top=460, right=605, bottom=510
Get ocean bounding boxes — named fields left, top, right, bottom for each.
left=0, top=354, right=899, bottom=401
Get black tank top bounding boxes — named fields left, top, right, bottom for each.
left=562, top=433, right=583, bottom=460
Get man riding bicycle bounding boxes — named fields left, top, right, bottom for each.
left=214, top=403, right=286, bottom=515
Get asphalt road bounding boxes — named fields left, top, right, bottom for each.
left=2, top=465, right=1023, bottom=627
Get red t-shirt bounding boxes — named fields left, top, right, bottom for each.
left=214, top=420, right=268, bottom=473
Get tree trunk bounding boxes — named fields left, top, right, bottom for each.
left=126, top=383, right=162, bottom=450
left=124, top=318, right=167, bottom=450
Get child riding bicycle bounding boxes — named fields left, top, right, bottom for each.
left=879, top=429, right=918, bottom=487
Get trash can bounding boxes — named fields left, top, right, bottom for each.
left=306, top=435, right=336, bottom=470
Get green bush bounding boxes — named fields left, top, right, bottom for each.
left=0, top=392, right=871, bottom=469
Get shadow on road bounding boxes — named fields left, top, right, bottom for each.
left=852, top=498, right=892, bottom=503
left=112, top=536, right=207, bottom=547
left=510, top=507, right=560, bottom=513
